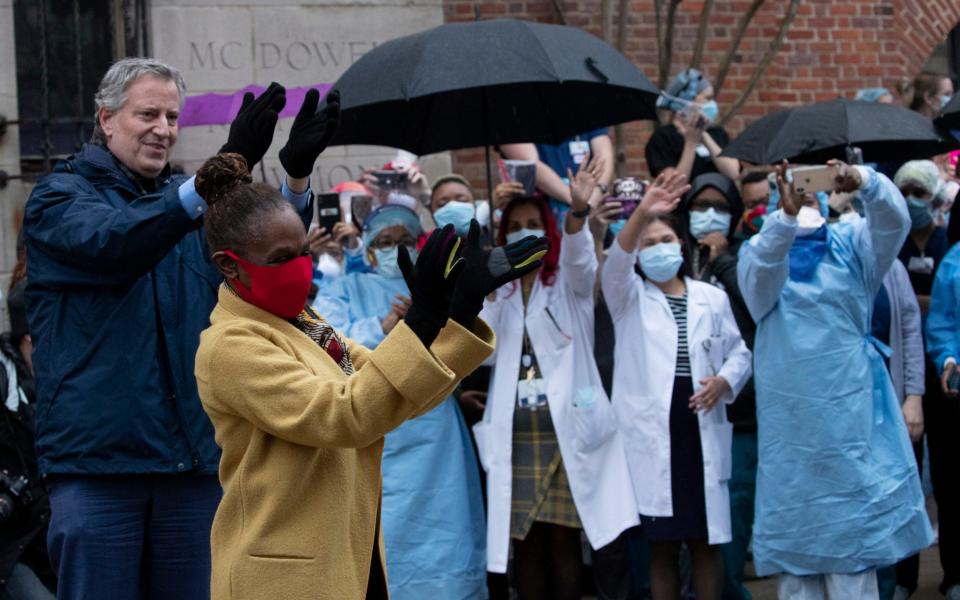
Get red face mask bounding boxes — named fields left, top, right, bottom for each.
left=224, top=250, right=313, bottom=319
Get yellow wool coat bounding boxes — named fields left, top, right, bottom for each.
left=195, top=286, right=495, bottom=600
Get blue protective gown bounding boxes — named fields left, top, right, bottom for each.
left=926, top=243, right=960, bottom=375
left=313, top=272, right=488, bottom=599
left=737, top=167, right=933, bottom=576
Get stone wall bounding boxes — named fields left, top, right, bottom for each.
left=150, top=0, right=452, bottom=189
left=0, top=0, right=28, bottom=326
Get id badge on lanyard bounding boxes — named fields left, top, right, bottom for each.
left=518, top=354, right=548, bottom=410
left=569, top=139, right=590, bottom=165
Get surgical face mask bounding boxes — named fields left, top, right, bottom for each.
left=373, top=246, right=417, bottom=279
left=906, top=196, right=933, bottom=231
left=688, top=208, right=731, bottom=239
left=433, top=201, right=475, bottom=234
left=941, top=94, right=952, bottom=109
left=639, top=242, right=684, bottom=283
left=838, top=211, right=862, bottom=225
left=699, top=100, right=719, bottom=122
left=506, top=228, right=545, bottom=245
left=317, top=252, right=343, bottom=279
left=796, top=205, right=826, bottom=236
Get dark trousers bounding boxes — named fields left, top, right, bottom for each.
left=925, top=365, right=960, bottom=593
left=46, top=474, right=221, bottom=600
left=721, top=430, right=758, bottom=600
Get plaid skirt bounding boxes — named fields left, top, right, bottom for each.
left=510, top=402, right=581, bottom=540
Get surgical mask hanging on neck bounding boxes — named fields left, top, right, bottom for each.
left=689, top=208, right=731, bottom=239
left=906, top=196, right=933, bottom=231
left=374, top=246, right=417, bottom=279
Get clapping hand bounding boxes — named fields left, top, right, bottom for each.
left=397, top=224, right=464, bottom=346
left=279, top=89, right=341, bottom=179
left=220, top=82, right=287, bottom=170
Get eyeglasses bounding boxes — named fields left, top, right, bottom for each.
left=371, top=238, right=417, bottom=251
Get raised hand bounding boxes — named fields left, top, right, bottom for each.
left=397, top=224, right=464, bottom=346
left=567, top=155, right=605, bottom=213
left=639, top=170, right=690, bottom=216
left=220, top=82, right=287, bottom=170
left=279, top=89, right=341, bottom=179
left=776, top=160, right=801, bottom=217
left=827, top=159, right=862, bottom=194
left=449, top=220, right=549, bottom=328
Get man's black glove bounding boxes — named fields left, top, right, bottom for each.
left=220, top=82, right=287, bottom=170
left=279, top=89, right=341, bottom=179
left=397, top=224, right=465, bottom=347
left=450, top=220, right=549, bottom=328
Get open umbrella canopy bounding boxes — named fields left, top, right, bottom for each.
left=938, top=93, right=960, bottom=132
left=721, top=98, right=958, bottom=165
left=328, top=19, right=659, bottom=155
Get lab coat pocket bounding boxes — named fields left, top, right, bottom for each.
left=472, top=420, right=492, bottom=472
left=714, top=422, right=734, bottom=482
left=571, top=387, right=617, bottom=453
left=532, top=308, right=573, bottom=355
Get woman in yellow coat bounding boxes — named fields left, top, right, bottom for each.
left=191, top=154, right=548, bottom=600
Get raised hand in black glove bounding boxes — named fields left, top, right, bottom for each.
left=450, top=220, right=549, bottom=328
left=220, top=82, right=287, bottom=170
left=278, top=89, right=341, bottom=179
left=397, top=224, right=465, bottom=347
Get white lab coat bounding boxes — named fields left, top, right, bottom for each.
left=474, top=227, right=640, bottom=574
left=600, top=241, right=752, bottom=544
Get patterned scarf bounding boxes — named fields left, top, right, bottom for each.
left=291, top=308, right=355, bottom=375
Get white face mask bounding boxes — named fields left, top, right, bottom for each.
left=506, top=228, right=545, bottom=245
left=796, top=205, right=826, bottom=235
left=838, top=212, right=862, bottom=225
left=316, top=253, right=343, bottom=279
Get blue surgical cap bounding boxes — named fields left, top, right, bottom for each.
left=362, top=205, right=422, bottom=246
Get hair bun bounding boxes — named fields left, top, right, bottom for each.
left=195, top=153, right=253, bottom=204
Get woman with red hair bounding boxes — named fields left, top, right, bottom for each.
left=474, top=158, right=640, bottom=599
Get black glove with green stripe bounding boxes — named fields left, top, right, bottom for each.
left=450, top=220, right=549, bottom=328
left=398, top=224, right=464, bottom=347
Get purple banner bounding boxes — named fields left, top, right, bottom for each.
left=179, top=83, right=333, bottom=127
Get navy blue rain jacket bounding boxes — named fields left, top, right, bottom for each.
left=23, top=144, right=311, bottom=476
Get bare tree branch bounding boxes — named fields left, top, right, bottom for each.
left=658, top=0, right=681, bottom=89
left=690, top=0, right=716, bottom=69
left=715, top=0, right=766, bottom=95
left=720, top=0, right=800, bottom=125
left=550, top=0, right=568, bottom=26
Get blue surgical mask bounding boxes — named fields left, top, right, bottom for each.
left=941, top=94, right=952, bottom=109
left=433, top=201, right=475, bottom=234
left=374, top=246, right=417, bottom=279
left=906, top=196, right=933, bottom=231
left=689, top=208, right=731, bottom=239
left=639, top=242, right=684, bottom=283
left=699, top=100, right=719, bottom=122
left=506, top=228, right=545, bottom=245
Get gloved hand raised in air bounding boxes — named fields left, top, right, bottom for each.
left=220, top=82, right=287, bottom=171
left=449, top=220, right=549, bottom=328
left=279, top=89, right=341, bottom=179
left=397, top=224, right=465, bottom=347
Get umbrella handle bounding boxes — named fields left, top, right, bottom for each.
left=585, top=57, right=608, bottom=83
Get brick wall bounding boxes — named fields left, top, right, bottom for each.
left=443, top=0, right=960, bottom=189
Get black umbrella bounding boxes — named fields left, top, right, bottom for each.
left=720, top=99, right=958, bottom=165
left=328, top=19, right=659, bottom=155
left=937, top=93, right=960, bottom=131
